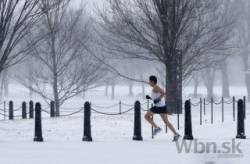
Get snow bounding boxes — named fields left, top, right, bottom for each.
left=0, top=83, right=249, bottom=164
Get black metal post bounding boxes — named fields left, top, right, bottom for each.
left=29, top=101, right=34, bottom=119
left=243, top=96, right=246, bottom=120
left=82, top=102, right=92, bottom=142
left=236, top=99, right=246, bottom=139
left=34, top=103, right=44, bottom=142
left=184, top=100, right=194, bottom=140
left=133, top=101, right=143, bottom=141
left=22, top=102, right=27, bottom=119
left=9, top=101, right=14, bottom=120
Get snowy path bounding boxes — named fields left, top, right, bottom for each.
left=0, top=84, right=249, bottom=164
left=0, top=110, right=249, bottom=164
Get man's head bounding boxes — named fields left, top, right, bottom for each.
left=149, top=75, right=157, bottom=87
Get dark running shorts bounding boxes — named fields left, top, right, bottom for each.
left=150, top=105, right=168, bottom=114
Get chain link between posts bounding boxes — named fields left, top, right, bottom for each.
left=189, top=97, right=235, bottom=108
left=0, top=97, right=238, bottom=121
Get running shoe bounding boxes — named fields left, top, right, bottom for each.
left=172, top=134, right=181, bottom=142
left=153, top=127, right=162, bottom=136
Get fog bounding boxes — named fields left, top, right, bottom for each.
left=1, top=1, right=250, bottom=164
left=0, top=0, right=250, bottom=109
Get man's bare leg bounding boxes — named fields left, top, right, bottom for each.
left=144, top=111, right=159, bottom=128
left=160, top=114, right=178, bottom=135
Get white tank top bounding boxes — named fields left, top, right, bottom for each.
left=151, top=91, right=165, bottom=107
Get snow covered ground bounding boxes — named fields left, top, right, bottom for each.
left=0, top=84, right=249, bottom=164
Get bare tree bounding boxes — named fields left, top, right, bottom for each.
left=202, top=55, right=231, bottom=99
left=18, top=2, right=106, bottom=116
left=27, top=58, right=35, bottom=98
left=236, top=0, right=250, bottom=101
left=201, top=65, right=217, bottom=99
left=0, top=0, right=61, bottom=74
left=191, top=72, right=200, bottom=98
left=0, top=0, right=64, bottom=101
left=0, top=69, right=9, bottom=99
left=97, top=0, right=236, bottom=113
left=219, top=60, right=230, bottom=97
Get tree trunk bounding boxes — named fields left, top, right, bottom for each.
left=165, top=70, right=182, bottom=114
left=1, top=70, right=9, bottom=98
left=206, top=83, right=214, bottom=99
left=82, top=91, right=86, bottom=99
left=141, top=83, right=145, bottom=99
left=105, top=82, right=109, bottom=97
left=165, top=52, right=182, bottom=114
left=220, top=60, right=230, bottom=97
left=53, top=73, right=60, bottom=117
left=0, top=73, right=4, bottom=100
left=242, top=49, right=250, bottom=101
left=140, top=74, right=145, bottom=99
left=245, top=74, right=250, bottom=101
left=51, top=30, right=60, bottom=116
left=193, top=74, right=199, bottom=98
left=4, top=79, right=8, bottom=97
left=111, top=82, right=115, bottom=100
left=202, top=67, right=216, bottom=99
left=128, top=81, right=134, bottom=97
left=28, top=66, right=33, bottom=98
left=51, top=37, right=60, bottom=116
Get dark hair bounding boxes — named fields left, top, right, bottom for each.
left=149, top=75, right=157, bottom=84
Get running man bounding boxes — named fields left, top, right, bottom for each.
left=144, top=75, right=180, bottom=141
